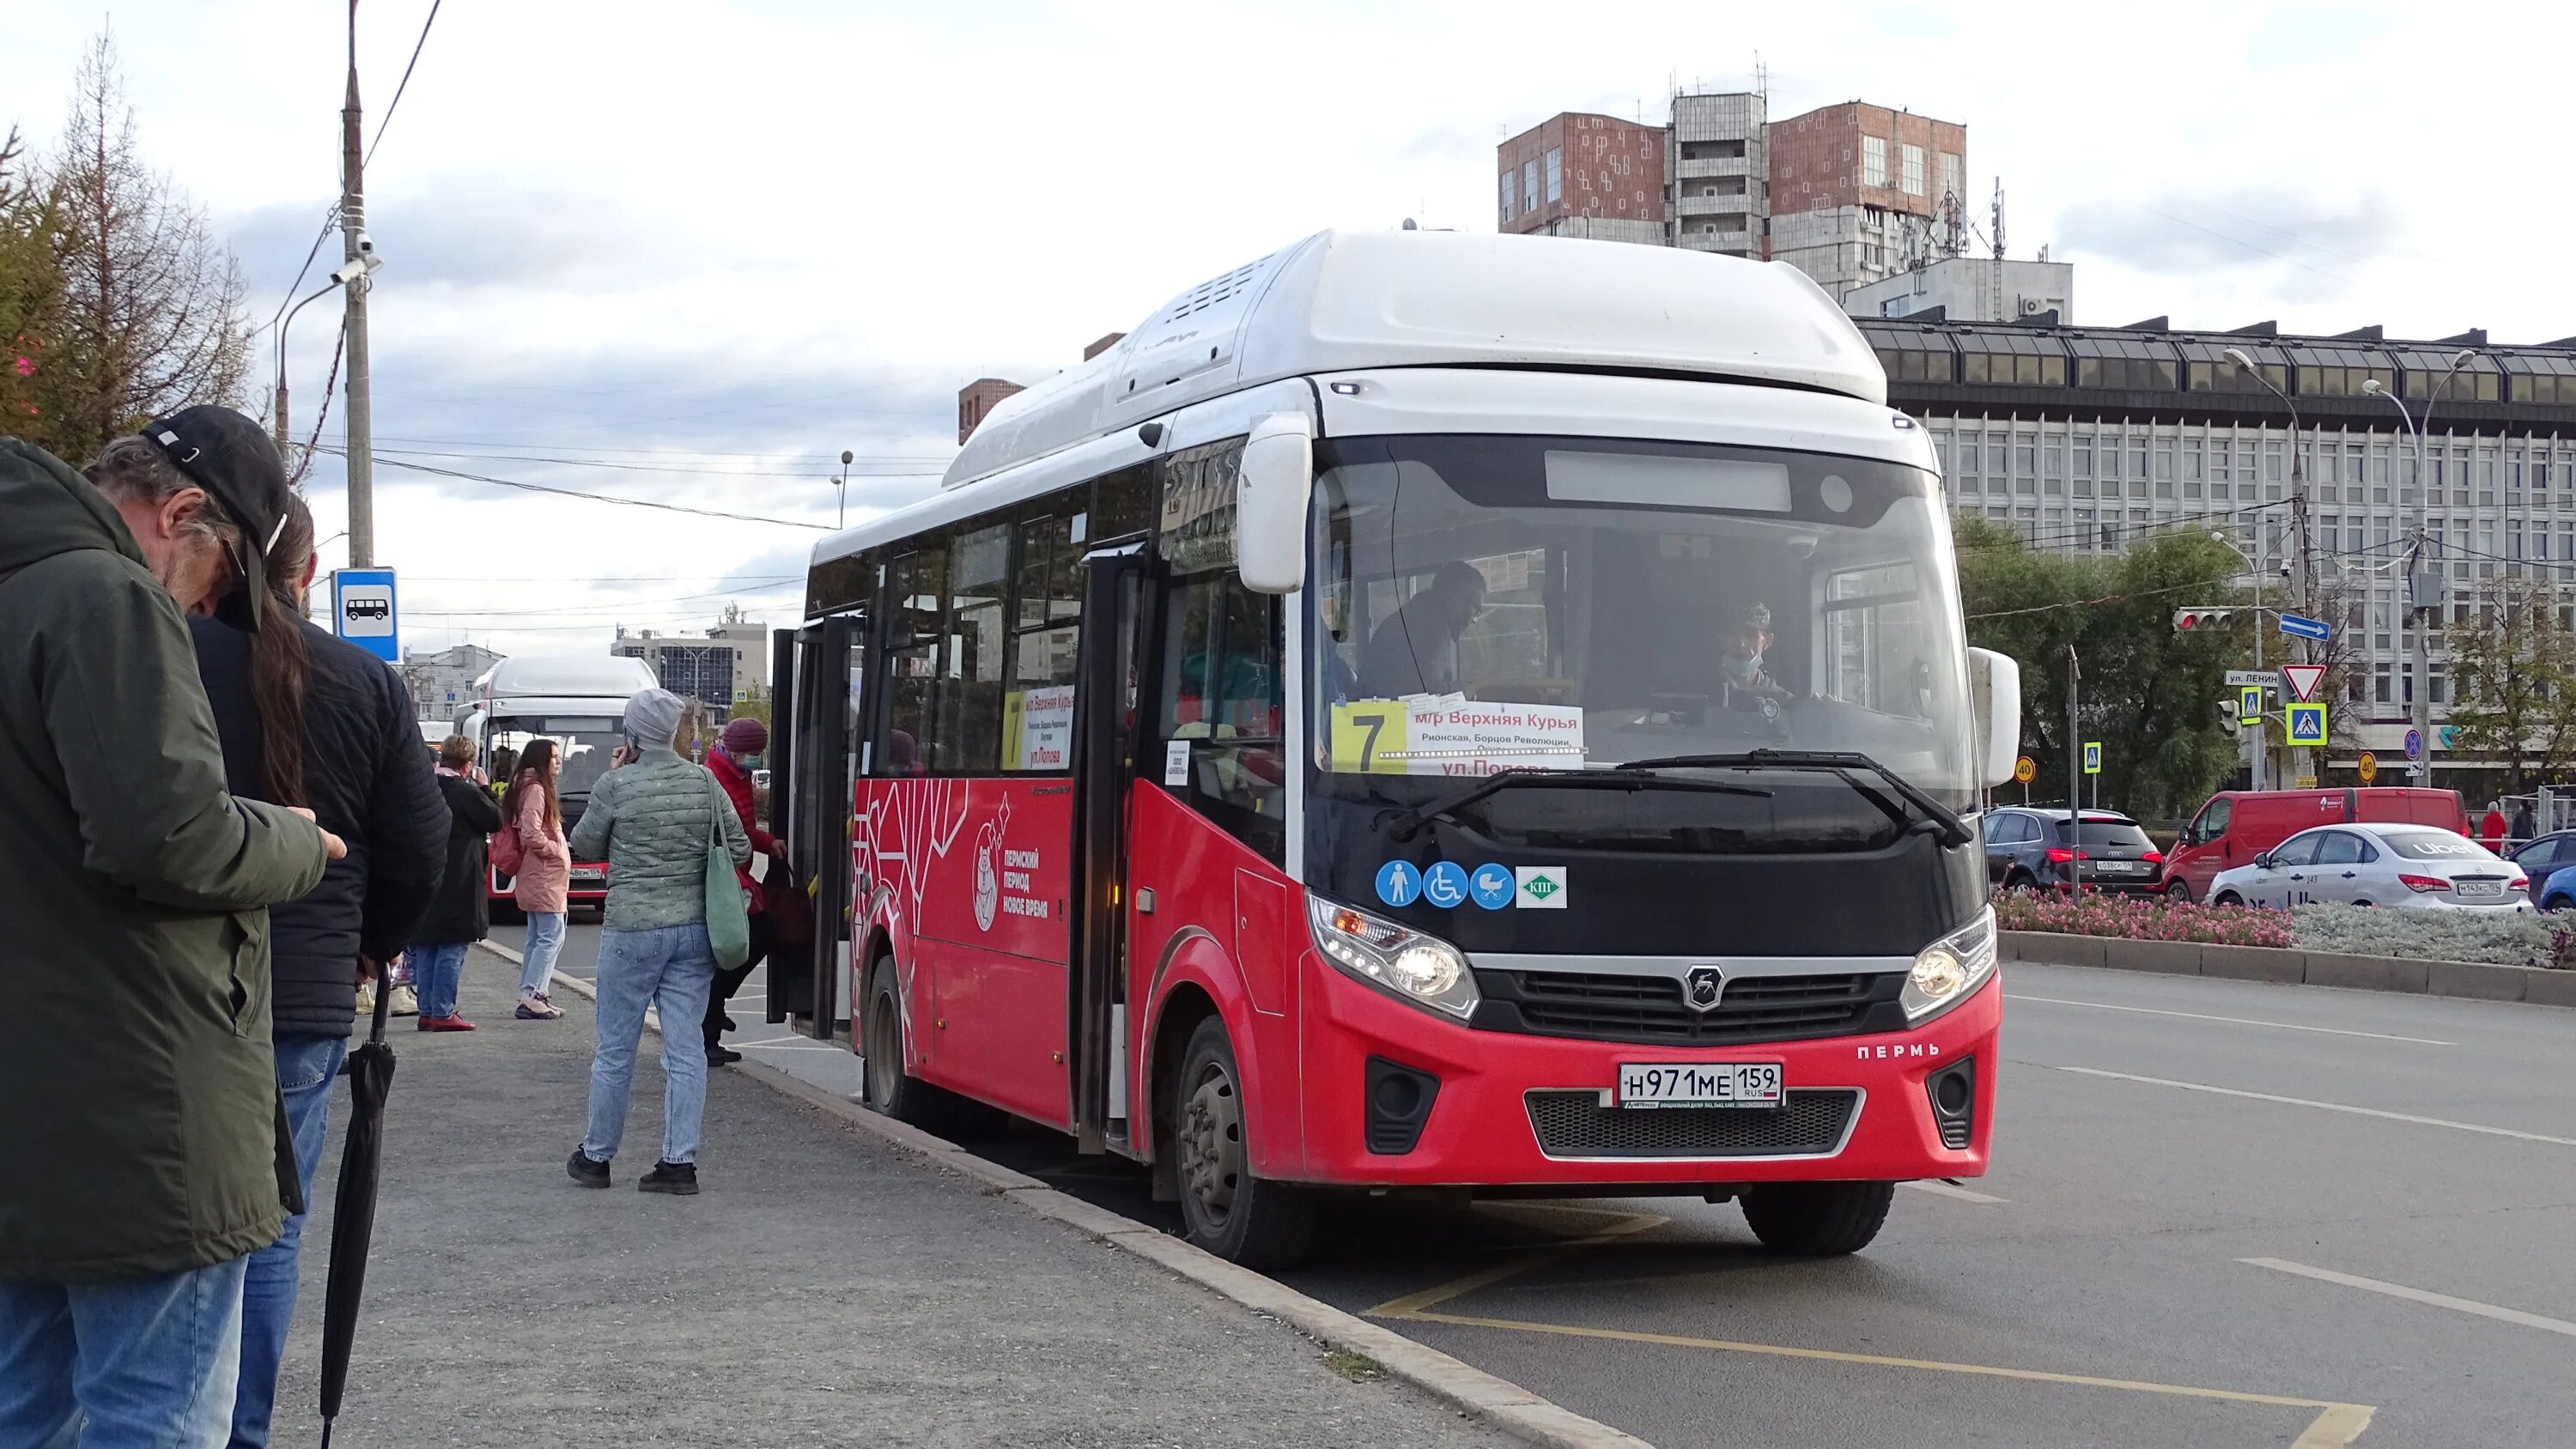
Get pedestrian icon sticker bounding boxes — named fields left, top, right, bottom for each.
left=1468, top=863, right=1515, bottom=910
left=1515, top=866, right=1568, bottom=909
left=2286, top=702, right=2327, bottom=746
left=1422, top=861, right=1470, bottom=909
left=1375, top=860, right=1421, bottom=908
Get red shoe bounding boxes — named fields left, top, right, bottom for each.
left=416, top=1015, right=477, bottom=1032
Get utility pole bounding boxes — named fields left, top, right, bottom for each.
left=339, top=1, right=376, bottom=567
left=2229, top=349, right=2312, bottom=786
left=2067, top=645, right=2082, bottom=894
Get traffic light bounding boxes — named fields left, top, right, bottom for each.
left=2173, top=608, right=2234, bottom=632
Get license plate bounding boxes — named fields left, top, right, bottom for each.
left=1615, top=1062, right=1783, bottom=1108
left=571, top=869, right=606, bottom=883
left=2455, top=880, right=2503, bottom=899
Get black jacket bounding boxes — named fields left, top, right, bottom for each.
left=419, top=772, right=504, bottom=943
left=191, top=616, right=450, bottom=1037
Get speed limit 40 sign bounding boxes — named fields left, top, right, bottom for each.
left=2013, top=755, right=2037, bottom=785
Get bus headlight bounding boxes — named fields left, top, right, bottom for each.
left=1306, top=895, right=1481, bottom=1021
left=1901, top=907, right=1996, bottom=1023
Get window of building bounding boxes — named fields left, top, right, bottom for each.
left=1524, top=161, right=1539, bottom=212
left=1937, top=152, right=1961, bottom=203
left=1959, top=439, right=1980, bottom=475
left=1862, top=136, right=1887, bottom=188
left=1499, top=171, right=1516, bottom=221
left=1901, top=143, right=1925, bottom=196
left=1546, top=148, right=1563, bottom=203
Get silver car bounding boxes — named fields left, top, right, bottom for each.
left=2210, top=823, right=2531, bottom=911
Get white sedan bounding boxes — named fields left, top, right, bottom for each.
left=2210, top=824, right=2531, bottom=911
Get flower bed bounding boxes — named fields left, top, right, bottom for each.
left=1994, top=892, right=2294, bottom=947
left=1996, top=889, right=2576, bottom=967
left=2291, top=903, right=2568, bottom=970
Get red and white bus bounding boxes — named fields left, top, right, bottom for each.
left=770, top=230, right=2022, bottom=1266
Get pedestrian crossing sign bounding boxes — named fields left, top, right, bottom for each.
left=2285, top=702, right=2327, bottom=745
left=2082, top=742, right=2101, bottom=775
left=2238, top=686, right=2263, bottom=728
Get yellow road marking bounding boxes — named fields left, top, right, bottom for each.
left=1395, top=1310, right=2372, bottom=1446
left=1364, top=1204, right=2375, bottom=1445
left=1364, top=1211, right=1665, bottom=1319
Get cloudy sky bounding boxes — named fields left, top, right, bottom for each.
left=5, top=0, right=2570, bottom=658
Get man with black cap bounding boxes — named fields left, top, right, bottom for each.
left=0, top=410, right=343, bottom=1447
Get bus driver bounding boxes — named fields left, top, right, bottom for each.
left=1358, top=561, right=1487, bottom=699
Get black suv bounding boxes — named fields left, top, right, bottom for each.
left=1981, top=808, right=2166, bottom=895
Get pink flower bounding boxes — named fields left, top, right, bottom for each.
left=9, top=356, right=29, bottom=377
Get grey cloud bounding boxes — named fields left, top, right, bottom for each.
left=2054, top=189, right=2398, bottom=282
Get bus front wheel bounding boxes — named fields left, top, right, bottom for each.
left=1172, top=1016, right=1315, bottom=1270
left=1741, top=1180, right=1895, bottom=1256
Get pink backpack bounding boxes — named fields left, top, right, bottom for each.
left=490, top=785, right=526, bottom=876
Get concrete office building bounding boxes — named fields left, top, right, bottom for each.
left=399, top=643, right=503, bottom=725
left=1859, top=312, right=2576, bottom=777
left=1498, top=91, right=1965, bottom=296
left=613, top=608, right=771, bottom=709
left=1845, top=255, right=2072, bottom=324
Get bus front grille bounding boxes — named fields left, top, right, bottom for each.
left=1478, top=971, right=1897, bottom=1045
left=1523, top=1088, right=1859, bottom=1160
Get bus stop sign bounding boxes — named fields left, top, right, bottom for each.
left=331, top=568, right=398, bottom=663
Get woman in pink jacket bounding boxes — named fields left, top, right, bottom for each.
left=507, top=738, right=573, bottom=1020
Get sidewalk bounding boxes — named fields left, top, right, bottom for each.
left=269, top=956, right=1519, bottom=1448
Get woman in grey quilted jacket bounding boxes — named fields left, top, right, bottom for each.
left=563, top=688, right=749, bottom=1195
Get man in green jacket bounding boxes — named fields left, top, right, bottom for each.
left=0, top=414, right=342, bottom=1448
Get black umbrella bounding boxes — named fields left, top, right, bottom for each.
left=317, top=965, right=399, bottom=1446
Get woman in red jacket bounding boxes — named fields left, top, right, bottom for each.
left=704, top=718, right=786, bottom=1064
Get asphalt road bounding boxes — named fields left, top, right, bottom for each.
left=519, top=923, right=2576, bottom=1448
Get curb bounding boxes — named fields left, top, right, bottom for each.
left=2001, top=931, right=2576, bottom=1008
left=474, top=939, right=1652, bottom=1449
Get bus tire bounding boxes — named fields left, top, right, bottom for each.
left=860, top=958, right=995, bottom=1138
left=1741, top=1180, right=1895, bottom=1257
left=1172, top=1016, right=1315, bottom=1270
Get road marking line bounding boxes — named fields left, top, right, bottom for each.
left=2051, top=1066, right=2576, bottom=1147
left=1901, top=1179, right=2009, bottom=1203
left=2007, top=994, right=2452, bottom=1046
left=733, top=1040, right=845, bottom=1053
left=1395, top=1310, right=2372, bottom=1445
left=2243, top=1258, right=2576, bottom=1339
left=1365, top=1212, right=1664, bottom=1319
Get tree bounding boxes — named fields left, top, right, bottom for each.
left=0, top=125, right=70, bottom=448
left=39, top=33, right=250, bottom=462
left=1957, top=521, right=2245, bottom=819
left=2443, top=575, right=2576, bottom=793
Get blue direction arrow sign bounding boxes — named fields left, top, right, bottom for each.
left=2277, top=613, right=2331, bottom=641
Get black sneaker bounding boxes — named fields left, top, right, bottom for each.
left=566, top=1149, right=610, bottom=1189
left=638, top=1161, right=699, bottom=1196
left=707, top=1045, right=743, bottom=1066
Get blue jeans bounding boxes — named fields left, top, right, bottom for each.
left=0, top=1257, right=249, bottom=1449
left=519, top=912, right=567, bottom=997
left=407, top=941, right=470, bottom=1020
left=581, top=923, right=716, bottom=1167
left=230, top=1033, right=346, bottom=1448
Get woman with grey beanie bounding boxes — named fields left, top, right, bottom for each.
left=564, top=688, right=750, bottom=1195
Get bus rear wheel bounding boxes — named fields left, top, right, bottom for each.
left=861, top=959, right=994, bottom=1137
left=1741, top=1180, right=1895, bottom=1256
left=1173, top=1016, right=1315, bottom=1270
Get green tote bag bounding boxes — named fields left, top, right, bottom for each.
left=702, top=772, right=752, bottom=970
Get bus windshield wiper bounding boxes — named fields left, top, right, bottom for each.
left=1382, top=767, right=1771, bottom=843
left=1618, top=749, right=1974, bottom=848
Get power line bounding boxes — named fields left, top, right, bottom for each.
left=1965, top=577, right=2225, bottom=621
left=364, top=0, right=442, bottom=167
left=312, top=447, right=834, bottom=530
left=407, top=580, right=805, bottom=619
left=370, top=446, right=943, bottom=480
left=260, top=212, right=339, bottom=340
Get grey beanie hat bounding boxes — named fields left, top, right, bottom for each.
left=623, top=687, right=685, bottom=748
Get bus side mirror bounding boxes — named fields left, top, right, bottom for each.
left=1236, top=411, right=1315, bottom=595
left=1967, top=647, right=2020, bottom=788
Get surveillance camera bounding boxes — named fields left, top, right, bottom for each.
left=355, top=232, right=375, bottom=254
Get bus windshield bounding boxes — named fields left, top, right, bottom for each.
left=1308, top=433, right=1977, bottom=809
left=488, top=715, right=621, bottom=799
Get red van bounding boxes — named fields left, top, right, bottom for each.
left=2161, top=788, right=2470, bottom=901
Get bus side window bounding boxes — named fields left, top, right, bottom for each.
left=1005, top=501, right=1086, bottom=773
left=1157, top=571, right=1286, bottom=864
left=879, top=545, right=945, bottom=775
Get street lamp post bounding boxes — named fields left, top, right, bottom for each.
left=2366, top=349, right=2471, bottom=786
left=2227, top=347, right=2314, bottom=785
left=831, top=448, right=854, bottom=529
left=2210, top=530, right=2266, bottom=789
